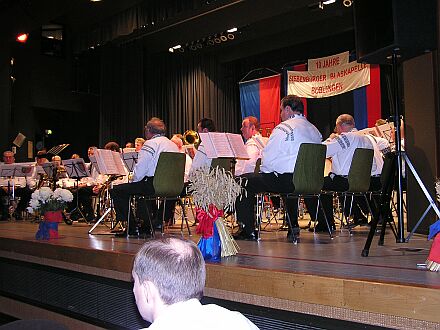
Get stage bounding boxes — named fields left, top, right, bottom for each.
left=0, top=219, right=439, bottom=329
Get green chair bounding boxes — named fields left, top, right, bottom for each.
left=285, top=143, right=332, bottom=241
left=211, top=157, right=235, bottom=174
left=340, top=148, right=374, bottom=231
left=127, top=152, right=190, bottom=237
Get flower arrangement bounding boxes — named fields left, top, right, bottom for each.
left=188, top=165, right=245, bottom=260
left=27, top=187, right=73, bottom=215
left=27, top=187, right=73, bottom=240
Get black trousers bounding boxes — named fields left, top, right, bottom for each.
left=110, top=179, right=176, bottom=231
left=308, top=175, right=382, bottom=227
left=0, top=186, right=32, bottom=219
left=235, top=172, right=299, bottom=235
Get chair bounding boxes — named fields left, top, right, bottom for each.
left=211, top=157, right=234, bottom=173
left=127, top=152, right=191, bottom=237
left=286, top=143, right=332, bottom=240
left=362, top=152, right=397, bottom=256
left=339, top=148, right=374, bottom=231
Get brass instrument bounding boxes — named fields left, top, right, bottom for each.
left=183, top=130, right=200, bottom=148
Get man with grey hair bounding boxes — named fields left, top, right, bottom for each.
left=132, top=237, right=259, bottom=329
left=308, top=114, right=373, bottom=231
left=110, top=117, right=179, bottom=236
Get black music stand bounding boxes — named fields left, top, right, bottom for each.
left=62, top=158, right=90, bottom=221
left=42, top=162, right=57, bottom=190
left=0, top=164, right=33, bottom=220
left=121, top=151, right=138, bottom=173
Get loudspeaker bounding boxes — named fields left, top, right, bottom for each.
left=354, top=0, right=437, bottom=64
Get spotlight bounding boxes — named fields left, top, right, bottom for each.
left=343, top=0, right=352, bottom=7
left=322, top=0, right=336, bottom=4
left=220, top=35, right=227, bottom=42
left=168, top=47, right=174, bottom=53
left=227, top=33, right=235, bottom=40
left=227, top=27, right=237, bottom=33
left=214, top=36, right=221, bottom=43
left=16, top=33, right=28, bottom=43
left=207, top=39, right=214, bottom=46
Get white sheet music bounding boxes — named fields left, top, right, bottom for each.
left=94, top=149, right=126, bottom=176
left=62, top=158, right=90, bottom=179
left=199, top=132, right=249, bottom=159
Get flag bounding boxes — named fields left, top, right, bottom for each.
left=239, top=74, right=281, bottom=133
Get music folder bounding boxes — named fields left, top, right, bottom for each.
left=199, top=132, right=249, bottom=159
left=42, top=162, right=56, bottom=178
left=121, top=151, right=138, bottom=172
left=62, top=158, right=90, bottom=179
left=93, top=149, right=127, bottom=176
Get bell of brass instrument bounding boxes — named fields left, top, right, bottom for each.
left=183, top=130, right=200, bottom=148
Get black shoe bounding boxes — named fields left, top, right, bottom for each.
left=233, top=230, right=257, bottom=241
left=287, top=227, right=300, bottom=240
left=348, top=217, right=368, bottom=228
left=310, top=223, right=335, bottom=232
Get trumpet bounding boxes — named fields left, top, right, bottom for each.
left=183, top=130, right=200, bottom=148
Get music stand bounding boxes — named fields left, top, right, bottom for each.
left=62, top=158, right=90, bottom=221
left=121, top=151, right=138, bottom=173
left=42, top=162, right=57, bottom=190
left=0, top=164, right=33, bottom=220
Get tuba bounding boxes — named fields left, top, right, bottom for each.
left=183, top=130, right=200, bottom=148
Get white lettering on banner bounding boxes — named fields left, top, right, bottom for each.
left=287, top=62, right=370, bottom=98
left=308, top=51, right=349, bottom=71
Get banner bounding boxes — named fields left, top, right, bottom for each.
left=308, top=51, right=349, bottom=71
left=239, top=74, right=281, bottom=134
left=287, top=61, right=370, bottom=98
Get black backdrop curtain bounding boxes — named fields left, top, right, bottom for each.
left=100, top=43, right=145, bottom=147
left=143, top=53, right=241, bottom=136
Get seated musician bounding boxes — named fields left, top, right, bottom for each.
left=190, top=118, right=216, bottom=171
left=0, top=151, right=34, bottom=220
left=307, top=114, right=373, bottom=231
left=135, top=138, right=145, bottom=152
left=234, top=95, right=322, bottom=241
left=110, top=117, right=179, bottom=237
left=235, top=116, right=268, bottom=176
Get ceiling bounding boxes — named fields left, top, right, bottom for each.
left=0, top=0, right=355, bottom=60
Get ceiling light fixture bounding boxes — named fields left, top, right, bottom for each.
left=227, top=27, right=237, bottom=33
left=16, top=33, right=28, bottom=43
left=322, top=0, right=336, bottom=4
left=343, top=0, right=353, bottom=7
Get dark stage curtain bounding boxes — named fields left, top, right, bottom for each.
left=143, top=53, right=241, bottom=136
left=99, top=43, right=145, bottom=147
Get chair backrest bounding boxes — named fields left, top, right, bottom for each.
left=153, top=152, right=186, bottom=197
left=211, top=157, right=234, bottom=173
left=347, top=148, right=374, bottom=192
left=254, top=158, right=262, bottom=174
left=380, top=152, right=396, bottom=196
left=292, top=143, right=326, bottom=194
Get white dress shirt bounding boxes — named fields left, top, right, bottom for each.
left=132, top=135, right=179, bottom=182
left=261, top=115, right=322, bottom=174
left=235, top=133, right=268, bottom=175
left=190, top=142, right=212, bottom=171
left=144, top=298, right=259, bottom=330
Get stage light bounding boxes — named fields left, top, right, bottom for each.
left=322, top=0, right=336, bottom=4
left=227, top=27, right=237, bottom=33
left=169, top=44, right=183, bottom=53
left=16, top=33, right=28, bottom=43
left=220, top=35, right=227, bottom=42
left=207, top=38, right=214, bottom=46
left=214, top=36, right=221, bottom=43
left=227, top=33, right=235, bottom=40
left=343, top=0, right=352, bottom=7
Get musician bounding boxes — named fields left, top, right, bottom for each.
left=235, top=116, right=268, bottom=176
left=135, top=138, right=146, bottom=152
left=234, top=95, right=322, bottom=241
left=171, top=135, right=192, bottom=183
left=87, top=146, right=96, bottom=162
left=126, top=142, right=134, bottom=148
left=190, top=118, right=216, bottom=171
left=110, top=117, right=179, bottom=236
left=308, top=114, right=373, bottom=231
left=0, top=151, right=33, bottom=220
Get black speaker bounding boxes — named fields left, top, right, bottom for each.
left=354, top=0, right=437, bottom=64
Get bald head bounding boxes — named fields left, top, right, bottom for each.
left=335, top=114, right=355, bottom=133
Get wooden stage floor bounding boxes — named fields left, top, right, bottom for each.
left=0, top=219, right=439, bottom=329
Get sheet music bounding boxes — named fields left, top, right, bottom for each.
left=62, top=158, right=90, bottom=179
left=42, top=163, right=55, bottom=178
left=375, top=123, right=394, bottom=142
left=0, top=164, right=33, bottom=177
left=358, top=127, right=378, bottom=137
left=226, top=133, right=250, bottom=159
left=88, top=156, right=100, bottom=174
left=199, top=132, right=249, bottom=159
left=94, top=149, right=126, bottom=176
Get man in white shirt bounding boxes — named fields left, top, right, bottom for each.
left=132, top=237, right=259, bottom=330
left=309, top=114, right=373, bottom=231
left=110, top=118, right=178, bottom=236
left=234, top=95, right=322, bottom=241
left=235, top=116, right=268, bottom=176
